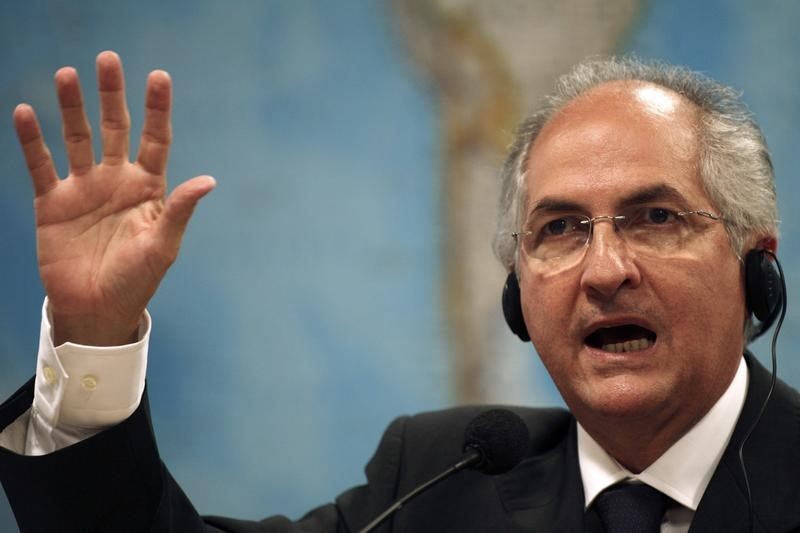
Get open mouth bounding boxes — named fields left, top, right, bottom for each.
left=585, top=325, right=657, bottom=353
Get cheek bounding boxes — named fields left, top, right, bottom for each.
left=519, top=271, right=579, bottom=348
left=646, top=256, right=745, bottom=347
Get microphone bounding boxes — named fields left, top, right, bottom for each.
left=357, top=409, right=530, bottom=533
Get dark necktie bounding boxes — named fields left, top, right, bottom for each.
left=593, top=483, right=670, bottom=533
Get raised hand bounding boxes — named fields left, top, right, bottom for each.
left=14, top=51, right=216, bottom=346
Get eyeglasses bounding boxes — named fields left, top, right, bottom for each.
left=512, top=206, right=722, bottom=266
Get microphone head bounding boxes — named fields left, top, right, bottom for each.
left=462, top=409, right=530, bottom=475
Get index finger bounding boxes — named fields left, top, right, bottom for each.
left=13, top=104, right=59, bottom=197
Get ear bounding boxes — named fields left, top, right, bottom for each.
left=756, top=236, right=778, bottom=254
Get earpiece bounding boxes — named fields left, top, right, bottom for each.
left=744, top=249, right=783, bottom=339
left=502, top=271, right=530, bottom=342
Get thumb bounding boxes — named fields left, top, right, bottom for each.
left=157, top=175, right=216, bottom=259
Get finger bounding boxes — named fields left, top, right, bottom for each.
left=136, top=70, right=172, bottom=176
left=97, top=51, right=130, bottom=164
left=156, top=175, right=216, bottom=262
left=13, top=104, right=59, bottom=197
left=55, top=66, right=95, bottom=175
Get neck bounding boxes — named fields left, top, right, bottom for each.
left=576, top=371, right=740, bottom=473
left=581, top=415, right=697, bottom=473
left=581, top=410, right=701, bottom=474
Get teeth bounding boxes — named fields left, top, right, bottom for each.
left=601, top=337, right=652, bottom=353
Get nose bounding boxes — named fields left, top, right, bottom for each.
left=579, top=221, right=642, bottom=300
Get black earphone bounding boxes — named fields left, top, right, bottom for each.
left=501, top=248, right=783, bottom=342
left=744, top=248, right=784, bottom=338
left=501, top=269, right=530, bottom=342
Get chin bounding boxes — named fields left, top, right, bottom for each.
left=568, top=376, right=672, bottom=421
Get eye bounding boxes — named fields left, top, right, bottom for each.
left=626, top=206, right=679, bottom=226
left=539, top=215, right=587, bottom=237
left=544, top=218, right=570, bottom=236
left=647, top=207, right=674, bottom=224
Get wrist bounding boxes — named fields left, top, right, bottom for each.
left=51, top=312, right=140, bottom=347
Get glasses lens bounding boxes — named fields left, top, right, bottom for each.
left=619, top=206, right=697, bottom=253
left=522, top=214, right=591, bottom=261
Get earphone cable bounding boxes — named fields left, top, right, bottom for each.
left=738, top=250, right=786, bottom=533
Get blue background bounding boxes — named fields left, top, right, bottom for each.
left=1, top=0, right=798, bottom=529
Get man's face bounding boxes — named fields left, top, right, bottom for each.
left=520, top=82, right=748, bottom=435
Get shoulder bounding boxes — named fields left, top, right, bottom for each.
left=368, top=405, right=573, bottom=478
left=344, top=407, right=576, bottom=530
left=744, top=353, right=800, bottom=429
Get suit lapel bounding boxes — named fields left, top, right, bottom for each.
left=492, top=419, right=586, bottom=532
left=691, top=353, right=800, bottom=532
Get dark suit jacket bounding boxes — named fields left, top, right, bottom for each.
left=0, top=354, right=798, bottom=532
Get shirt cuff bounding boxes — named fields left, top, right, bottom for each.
left=33, top=298, right=150, bottom=429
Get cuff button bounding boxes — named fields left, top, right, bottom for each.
left=81, top=375, right=98, bottom=392
left=42, top=365, right=57, bottom=385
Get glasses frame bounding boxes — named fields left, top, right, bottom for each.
left=511, top=208, right=722, bottom=263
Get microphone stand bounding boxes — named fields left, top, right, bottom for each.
left=357, top=449, right=481, bottom=533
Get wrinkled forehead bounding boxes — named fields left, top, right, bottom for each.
left=522, top=80, right=704, bottom=211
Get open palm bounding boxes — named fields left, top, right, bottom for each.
left=14, top=51, right=215, bottom=346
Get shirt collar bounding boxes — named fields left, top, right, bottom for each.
left=578, top=356, right=748, bottom=510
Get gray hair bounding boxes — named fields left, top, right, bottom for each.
left=492, top=56, right=778, bottom=272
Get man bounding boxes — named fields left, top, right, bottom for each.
left=0, top=51, right=797, bottom=532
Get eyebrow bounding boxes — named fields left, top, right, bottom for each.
left=528, top=183, right=691, bottom=220
left=620, top=184, right=689, bottom=206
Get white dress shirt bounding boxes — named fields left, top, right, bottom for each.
left=578, top=357, right=749, bottom=533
